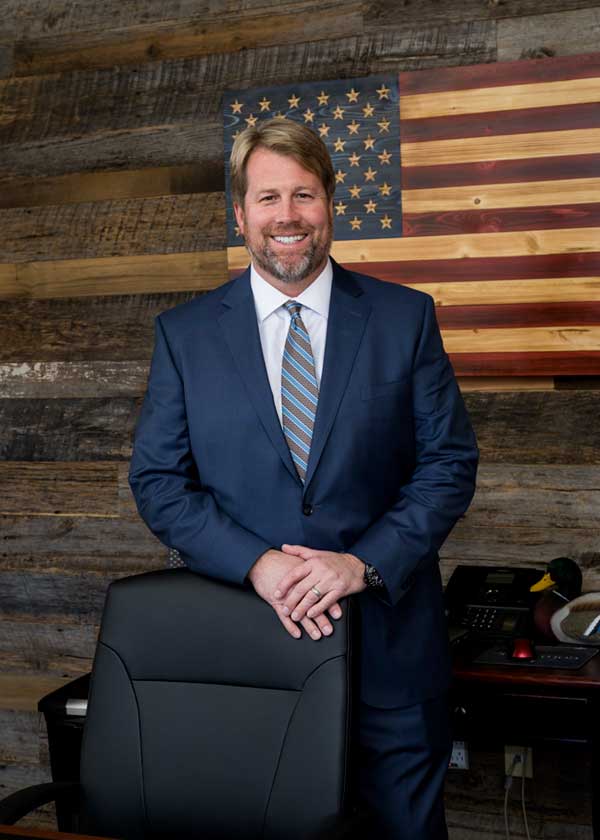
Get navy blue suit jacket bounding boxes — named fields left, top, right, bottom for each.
left=129, top=260, right=478, bottom=707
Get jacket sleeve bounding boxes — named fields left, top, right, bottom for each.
left=128, top=315, right=272, bottom=584
left=348, top=295, right=479, bottom=606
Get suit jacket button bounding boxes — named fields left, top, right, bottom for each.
left=302, top=504, right=313, bottom=516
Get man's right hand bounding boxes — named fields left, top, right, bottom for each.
left=247, top=549, right=342, bottom=640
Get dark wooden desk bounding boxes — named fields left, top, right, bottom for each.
left=451, top=640, right=600, bottom=837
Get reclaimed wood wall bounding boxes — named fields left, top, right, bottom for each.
left=1, top=2, right=599, bottom=837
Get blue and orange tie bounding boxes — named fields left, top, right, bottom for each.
left=281, top=301, right=319, bottom=483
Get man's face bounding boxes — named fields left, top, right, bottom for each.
left=233, top=146, right=333, bottom=292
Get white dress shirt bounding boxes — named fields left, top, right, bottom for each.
left=250, top=259, right=333, bottom=425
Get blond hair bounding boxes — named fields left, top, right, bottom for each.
left=230, top=117, right=335, bottom=205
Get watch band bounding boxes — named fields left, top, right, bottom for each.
left=363, top=563, right=385, bottom=590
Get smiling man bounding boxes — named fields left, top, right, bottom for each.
left=129, top=117, right=479, bottom=838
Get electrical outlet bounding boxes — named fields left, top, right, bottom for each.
left=504, top=745, right=533, bottom=778
left=449, top=740, right=469, bottom=770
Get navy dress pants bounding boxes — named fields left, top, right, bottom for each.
left=356, top=692, right=452, bottom=839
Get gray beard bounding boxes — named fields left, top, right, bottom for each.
left=253, top=243, right=317, bottom=284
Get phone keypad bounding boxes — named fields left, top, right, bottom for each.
left=462, top=607, right=500, bottom=632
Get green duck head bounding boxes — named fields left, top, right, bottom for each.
left=530, top=557, right=583, bottom=601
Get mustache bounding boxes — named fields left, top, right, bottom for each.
left=264, top=224, right=312, bottom=236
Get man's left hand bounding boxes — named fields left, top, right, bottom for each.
left=273, top=545, right=367, bottom=623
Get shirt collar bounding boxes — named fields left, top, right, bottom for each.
left=250, top=258, right=333, bottom=323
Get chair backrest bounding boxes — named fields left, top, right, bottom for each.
left=79, top=569, right=356, bottom=839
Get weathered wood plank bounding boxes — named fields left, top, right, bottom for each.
left=13, top=2, right=363, bottom=76
left=0, top=675, right=70, bottom=713
left=0, top=293, right=194, bottom=362
left=0, top=619, right=97, bottom=678
left=0, top=194, right=225, bottom=263
left=463, top=391, right=600, bottom=465
left=0, top=398, right=141, bottom=461
left=498, top=7, right=600, bottom=62
left=0, top=763, right=55, bottom=832
left=6, top=251, right=227, bottom=299
left=0, top=361, right=149, bottom=398
left=1, top=515, right=163, bottom=562
left=0, top=24, right=495, bottom=178
left=0, top=463, right=119, bottom=516
left=0, top=165, right=222, bottom=210
left=365, top=0, right=600, bottom=28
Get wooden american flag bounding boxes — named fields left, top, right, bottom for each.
left=224, top=53, right=600, bottom=377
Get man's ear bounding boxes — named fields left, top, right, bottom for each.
left=233, top=202, right=245, bottom=236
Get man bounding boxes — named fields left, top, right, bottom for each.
left=129, top=117, right=478, bottom=838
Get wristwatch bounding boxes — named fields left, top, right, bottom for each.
left=363, top=563, right=385, bottom=591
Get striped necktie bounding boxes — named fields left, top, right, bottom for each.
left=281, top=301, right=319, bottom=483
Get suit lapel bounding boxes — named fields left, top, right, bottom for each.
left=304, top=262, right=371, bottom=489
left=218, top=269, right=300, bottom=485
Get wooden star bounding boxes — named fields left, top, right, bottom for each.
left=377, top=118, right=390, bottom=133
left=245, top=114, right=258, bottom=127
left=348, top=151, right=361, bottom=167
left=378, top=181, right=392, bottom=197
left=332, top=105, right=345, bottom=120
left=335, top=201, right=348, bottom=215
left=378, top=149, right=392, bottom=165
left=363, top=134, right=375, bottom=151
left=288, top=94, right=301, bottom=108
left=335, top=169, right=347, bottom=184
left=364, top=199, right=377, bottom=214
left=362, top=102, right=375, bottom=117
left=349, top=216, right=362, bottom=230
left=347, top=120, right=360, bottom=135
left=363, top=166, right=377, bottom=182
left=230, top=99, right=243, bottom=114
left=303, top=108, right=315, bottom=123
left=349, top=184, right=362, bottom=199
left=345, top=88, right=360, bottom=103
left=258, top=97, right=271, bottom=112
left=234, top=225, right=241, bottom=236
left=376, top=84, right=391, bottom=100
left=232, top=130, right=241, bottom=140
left=380, top=215, right=392, bottom=229
left=318, top=123, right=330, bottom=137
left=333, top=137, right=346, bottom=152
left=317, top=90, right=330, bottom=106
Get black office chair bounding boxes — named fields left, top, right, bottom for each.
left=0, top=569, right=364, bottom=839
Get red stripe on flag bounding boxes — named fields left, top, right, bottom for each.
left=399, top=53, right=600, bottom=95
left=338, top=253, right=600, bottom=283
left=401, top=153, right=600, bottom=190
left=450, top=351, right=600, bottom=377
left=403, top=204, right=600, bottom=237
left=436, top=302, right=600, bottom=330
left=400, top=101, right=600, bottom=143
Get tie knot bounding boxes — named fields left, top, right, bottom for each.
left=284, top=300, right=302, bottom=319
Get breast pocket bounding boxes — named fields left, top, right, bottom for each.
left=360, top=379, right=412, bottom=419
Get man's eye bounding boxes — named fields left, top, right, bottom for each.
left=296, top=193, right=313, bottom=200
left=260, top=195, right=276, bottom=202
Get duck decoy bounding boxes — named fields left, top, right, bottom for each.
left=530, top=557, right=582, bottom=641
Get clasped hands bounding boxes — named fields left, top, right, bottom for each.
left=248, top=544, right=366, bottom=641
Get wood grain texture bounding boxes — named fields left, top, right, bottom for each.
left=0, top=462, right=119, bottom=516
left=0, top=165, right=223, bottom=210
left=403, top=178, right=600, bottom=213
left=402, top=152, right=600, bottom=190
left=498, top=7, right=600, bottom=62
left=0, top=24, right=494, bottom=179
left=4, top=251, right=227, bottom=299
left=0, top=194, right=226, bottom=263
left=463, top=391, right=600, bottom=464
left=404, top=203, right=600, bottom=237
left=436, top=301, right=600, bottom=330
left=0, top=619, right=98, bottom=677
left=403, top=127, right=600, bottom=167
left=13, top=2, right=364, bottom=75
left=0, top=361, right=149, bottom=398
left=0, top=398, right=141, bottom=461
left=399, top=48, right=600, bottom=95
left=401, top=101, right=600, bottom=143
left=443, top=325, right=600, bottom=354
left=401, top=76, right=600, bottom=120
left=450, top=351, right=600, bottom=377
left=0, top=293, right=195, bottom=363
left=409, top=278, right=600, bottom=307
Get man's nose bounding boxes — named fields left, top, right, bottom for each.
left=275, top=196, right=301, bottom=224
